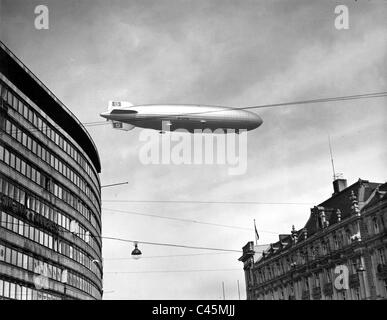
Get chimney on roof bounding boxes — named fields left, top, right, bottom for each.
left=333, top=178, right=347, bottom=195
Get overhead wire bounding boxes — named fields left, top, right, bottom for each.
left=105, top=268, right=241, bottom=274
left=102, top=207, right=281, bottom=234
left=1, top=221, right=329, bottom=261
left=104, top=252, right=238, bottom=261
left=101, top=200, right=313, bottom=205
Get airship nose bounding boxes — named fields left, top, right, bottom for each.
left=255, top=114, right=263, bottom=127
left=248, top=112, right=263, bottom=130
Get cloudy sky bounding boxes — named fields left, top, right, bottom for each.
left=1, top=0, right=386, bottom=299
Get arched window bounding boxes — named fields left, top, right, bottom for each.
left=373, top=218, right=380, bottom=234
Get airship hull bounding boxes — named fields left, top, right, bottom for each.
left=100, top=104, right=263, bottom=133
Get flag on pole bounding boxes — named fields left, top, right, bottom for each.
left=254, top=219, right=259, bottom=244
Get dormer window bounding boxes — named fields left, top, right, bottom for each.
left=333, top=235, right=339, bottom=250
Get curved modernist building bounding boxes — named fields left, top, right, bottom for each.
left=0, top=42, right=103, bottom=300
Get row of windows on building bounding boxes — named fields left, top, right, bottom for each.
left=0, top=174, right=101, bottom=256
left=0, top=278, right=61, bottom=300
left=251, top=255, right=364, bottom=287
left=251, top=246, right=386, bottom=288
left=3, top=117, right=100, bottom=219
left=0, top=80, right=100, bottom=194
left=0, top=242, right=100, bottom=298
left=0, top=211, right=102, bottom=280
left=252, top=222, right=384, bottom=284
left=0, top=141, right=101, bottom=234
left=254, top=264, right=387, bottom=300
left=254, top=278, right=365, bottom=301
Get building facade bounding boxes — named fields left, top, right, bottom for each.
left=240, top=178, right=387, bottom=300
left=0, top=42, right=103, bottom=299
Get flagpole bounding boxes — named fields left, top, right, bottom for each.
left=254, top=219, right=256, bottom=245
left=254, top=219, right=259, bottom=245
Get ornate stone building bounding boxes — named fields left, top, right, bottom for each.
left=239, top=178, right=387, bottom=300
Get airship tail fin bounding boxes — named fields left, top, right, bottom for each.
left=108, top=100, right=134, bottom=111
left=106, top=101, right=136, bottom=131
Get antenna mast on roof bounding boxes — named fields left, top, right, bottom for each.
left=328, top=135, right=343, bottom=181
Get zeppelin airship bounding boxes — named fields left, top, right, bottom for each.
left=100, top=101, right=263, bottom=133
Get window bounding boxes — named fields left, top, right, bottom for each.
left=333, top=235, right=339, bottom=250
left=0, top=144, right=4, bottom=161
left=12, top=95, right=18, bottom=110
left=374, top=218, right=380, bottom=234
left=3, top=281, right=9, bottom=298
left=0, top=244, right=5, bottom=261
left=28, top=256, right=33, bottom=271
left=44, top=233, right=49, bottom=247
left=0, top=212, right=6, bottom=228
left=315, top=274, right=320, bottom=287
left=11, top=249, right=17, bottom=265
left=30, top=226, right=34, bottom=241
left=322, top=242, right=328, bottom=255
left=304, top=279, right=309, bottom=291
left=34, top=229, right=39, bottom=243
left=7, top=90, right=13, bottom=106
left=354, top=288, right=360, bottom=300
left=350, top=259, right=358, bottom=274
left=21, top=160, right=26, bottom=175
left=17, top=252, right=23, bottom=267
left=21, top=287, right=27, bottom=300
left=23, top=104, right=28, bottom=118
left=326, top=269, right=332, bottom=283
left=4, top=148, right=9, bottom=165
left=378, top=248, right=386, bottom=265
left=15, top=157, right=20, bottom=172
left=22, top=132, right=27, bottom=146
left=10, top=153, right=15, bottom=168
left=23, top=223, right=29, bottom=238
left=12, top=216, right=19, bottom=233
left=18, top=220, right=24, bottom=236
left=39, top=231, right=44, bottom=245
left=346, top=229, right=351, bottom=244
left=23, top=254, right=28, bottom=269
